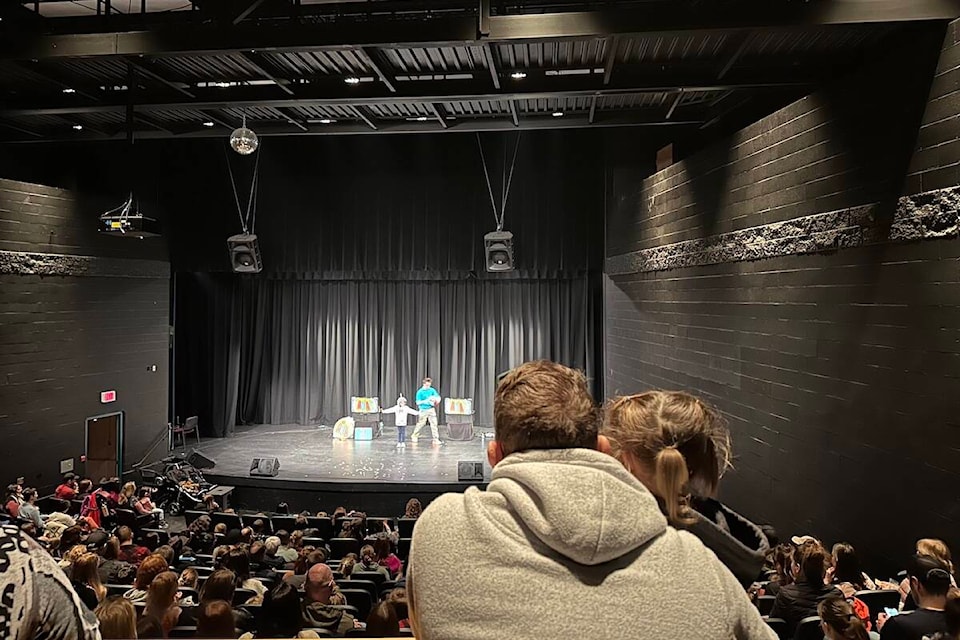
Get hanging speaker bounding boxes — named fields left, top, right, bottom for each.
left=484, top=230, right=514, bottom=272
left=227, top=233, right=262, bottom=273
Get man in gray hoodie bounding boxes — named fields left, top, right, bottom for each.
left=408, top=360, right=776, bottom=640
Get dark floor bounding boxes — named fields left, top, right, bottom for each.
left=191, top=423, right=493, bottom=484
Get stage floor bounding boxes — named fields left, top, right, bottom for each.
left=193, top=423, right=493, bottom=484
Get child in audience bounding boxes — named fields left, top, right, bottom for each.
left=829, top=542, right=877, bottom=592
left=196, top=600, right=236, bottom=639
left=366, top=600, right=399, bottom=637
left=359, top=544, right=390, bottom=580
left=819, top=596, right=872, bottom=640
left=94, top=596, right=138, bottom=640
left=71, top=552, right=106, bottom=611
left=133, top=487, right=166, bottom=526
left=144, top=571, right=182, bottom=635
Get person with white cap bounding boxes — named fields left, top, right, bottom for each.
left=383, top=395, right=419, bottom=449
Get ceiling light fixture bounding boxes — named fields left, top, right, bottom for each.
left=319, top=118, right=335, bottom=124
left=552, top=111, right=564, bottom=117
left=344, top=76, right=361, bottom=85
left=510, top=71, right=527, bottom=80
left=62, top=88, right=76, bottom=94
left=415, top=116, right=429, bottom=122
left=72, top=124, right=83, bottom=131
left=202, top=121, right=215, bottom=127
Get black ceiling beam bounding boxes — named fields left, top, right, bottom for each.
left=588, top=95, right=598, bottom=124
left=427, top=102, right=448, bottom=129
left=9, top=60, right=102, bottom=102
left=602, top=36, right=618, bottom=86
left=199, top=109, right=236, bottom=129
left=239, top=51, right=295, bottom=96
left=278, top=107, right=308, bottom=131
left=482, top=43, right=500, bottom=90
left=348, top=105, right=377, bottom=130
left=665, top=90, right=683, bottom=120
left=0, top=68, right=811, bottom=117
left=357, top=48, right=396, bottom=93
left=133, top=112, right=176, bottom=134
left=124, top=57, right=196, bottom=97
left=6, top=1, right=959, bottom=61
left=0, top=108, right=704, bottom=143
left=233, top=0, right=270, bottom=25
left=0, top=120, right=43, bottom=138
left=508, top=99, right=518, bottom=127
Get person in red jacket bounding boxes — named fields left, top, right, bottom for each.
left=55, top=473, right=78, bottom=500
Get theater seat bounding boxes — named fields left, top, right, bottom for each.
left=764, top=617, right=787, bottom=640
left=339, top=588, right=373, bottom=621
left=232, top=588, right=258, bottom=606
left=794, top=616, right=823, bottom=640
left=757, top=594, right=776, bottom=616
left=329, top=537, right=361, bottom=559
left=352, top=570, right=387, bottom=588
left=854, top=589, right=900, bottom=625
left=167, top=626, right=196, bottom=638
left=339, top=578, right=378, bottom=602
left=397, top=518, right=417, bottom=538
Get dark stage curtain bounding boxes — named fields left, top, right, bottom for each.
left=177, top=274, right=597, bottom=434
left=234, top=277, right=595, bottom=428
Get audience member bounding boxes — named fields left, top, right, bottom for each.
left=137, top=615, right=165, bottom=639
left=114, top=525, right=148, bottom=565
left=602, top=390, right=770, bottom=586
left=404, top=498, right=422, bottom=519
left=829, top=542, right=877, bottom=592
left=180, top=566, right=199, bottom=589
left=222, top=547, right=267, bottom=597
left=242, top=582, right=321, bottom=639
left=144, top=571, right=181, bottom=634
left=123, top=553, right=169, bottom=604
left=277, top=530, right=299, bottom=562
left=771, top=541, right=843, bottom=636
left=408, top=360, right=775, bottom=640
left=880, top=554, right=952, bottom=640
left=119, top=481, right=137, bottom=507
left=97, top=535, right=137, bottom=584
left=284, top=549, right=327, bottom=589
left=196, top=600, right=236, bottom=639
left=59, top=543, right=89, bottom=576
left=819, top=595, right=871, bottom=640
left=77, top=478, right=94, bottom=500
left=251, top=518, right=267, bottom=537
left=19, top=488, right=43, bottom=529
left=95, top=595, right=138, bottom=639
left=340, top=555, right=357, bottom=579
left=154, top=543, right=177, bottom=567
left=302, top=563, right=357, bottom=635
left=263, top=536, right=285, bottom=568
left=55, top=473, right=79, bottom=500
left=359, top=544, right=390, bottom=580
left=71, top=552, right=107, bottom=610
left=0, top=524, right=100, bottom=639
left=214, top=522, right=228, bottom=535
left=763, top=544, right=796, bottom=597
left=386, top=588, right=409, bottom=629
left=133, top=487, right=165, bottom=526
left=203, top=494, right=221, bottom=513
left=366, top=600, right=400, bottom=637
left=930, top=591, right=960, bottom=640
left=4, top=482, right=23, bottom=517
left=240, top=526, right=254, bottom=544
left=194, top=569, right=254, bottom=632
left=901, top=539, right=956, bottom=609
left=373, top=538, right=402, bottom=579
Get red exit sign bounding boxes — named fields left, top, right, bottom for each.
left=100, top=390, right=117, bottom=404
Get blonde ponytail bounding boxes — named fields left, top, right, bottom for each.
left=654, top=446, right=694, bottom=526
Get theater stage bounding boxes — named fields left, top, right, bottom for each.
left=186, top=423, right=493, bottom=514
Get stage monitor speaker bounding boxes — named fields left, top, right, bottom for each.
left=187, top=450, right=216, bottom=469
left=457, top=460, right=484, bottom=482
left=250, top=456, right=280, bottom=477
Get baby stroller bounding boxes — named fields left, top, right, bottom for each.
left=140, top=457, right=210, bottom=516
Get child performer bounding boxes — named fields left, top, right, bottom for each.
left=382, top=395, right=419, bottom=449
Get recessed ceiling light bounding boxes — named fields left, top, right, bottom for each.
left=72, top=124, right=83, bottom=130
left=319, top=118, right=335, bottom=124
left=552, top=111, right=564, bottom=117
left=510, top=71, right=527, bottom=80
left=344, top=77, right=361, bottom=85
left=415, top=116, right=429, bottom=122
left=62, top=88, right=76, bottom=94
left=202, top=121, right=215, bottom=127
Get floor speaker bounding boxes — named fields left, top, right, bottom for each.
left=187, top=450, right=216, bottom=469
left=457, top=460, right=484, bottom=482
left=250, top=456, right=280, bottom=477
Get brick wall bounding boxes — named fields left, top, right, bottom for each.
left=604, top=24, right=960, bottom=573
left=0, top=178, right=169, bottom=492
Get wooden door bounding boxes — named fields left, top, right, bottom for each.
left=86, top=413, right=122, bottom=480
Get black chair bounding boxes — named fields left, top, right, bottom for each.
left=106, top=584, right=130, bottom=598
left=854, top=589, right=900, bottom=625
left=171, top=415, right=201, bottom=450
left=271, top=516, right=296, bottom=532
left=187, top=565, right=214, bottom=577
left=306, top=517, right=334, bottom=539
left=757, top=595, right=776, bottom=616
left=140, top=528, right=169, bottom=546
left=794, top=616, right=822, bottom=640
left=764, top=617, right=787, bottom=640
left=177, top=587, right=199, bottom=602
left=353, top=570, right=387, bottom=588
left=233, top=588, right=258, bottom=606
left=303, top=537, right=326, bottom=548
left=380, top=580, right=399, bottom=599
left=339, top=578, right=378, bottom=602
left=330, top=537, right=361, bottom=560
left=398, top=537, right=412, bottom=562
left=367, top=516, right=394, bottom=532
left=184, top=510, right=207, bottom=526
left=115, top=507, right=153, bottom=529
left=194, top=553, right=214, bottom=565
left=340, top=588, right=373, bottom=621
left=211, top=511, right=242, bottom=530
left=168, top=627, right=197, bottom=638
left=397, top=518, right=417, bottom=538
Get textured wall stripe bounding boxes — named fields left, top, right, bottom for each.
left=606, top=186, right=960, bottom=275
left=0, top=250, right=170, bottom=278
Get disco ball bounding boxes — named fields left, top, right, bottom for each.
left=230, top=126, right=259, bottom=155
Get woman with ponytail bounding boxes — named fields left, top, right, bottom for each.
left=602, top=391, right=771, bottom=586
left=818, top=596, right=872, bottom=640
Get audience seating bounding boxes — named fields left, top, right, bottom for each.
left=184, top=510, right=207, bottom=526
left=306, top=517, right=335, bottom=539
left=397, top=518, right=417, bottom=538
left=106, top=584, right=130, bottom=597
left=115, top=508, right=153, bottom=530
left=795, top=616, right=822, bottom=640
left=757, top=595, right=776, bottom=616
left=855, top=589, right=900, bottom=625
left=178, top=587, right=199, bottom=602
left=141, top=528, right=170, bottom=546
left=303, top=536, right=326, bottom=548
left=211, top=511, right=242, bottom=530
left=764, top=617, right=787, bottom=640
left=353, top=570, right=387, bottom=588
left=188, top=565, right=214, bottom=577
left=340, top=578, right=378, bottom=602
left=330, top=537, right=361, bottom=559
left=232, top=588, right=258, bottom=605
left=271, top=515, right=297, bottom=531
left=366, top=516, right=393, bottom=531
left=398, top=537, right=412, bottom=561
left=339, top=588, right=374, bottom=621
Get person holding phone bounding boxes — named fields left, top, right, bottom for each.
left=878, top=554, right=952, bottom=640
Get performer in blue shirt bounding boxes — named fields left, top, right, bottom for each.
left=411, top=377, right=443, bottom=444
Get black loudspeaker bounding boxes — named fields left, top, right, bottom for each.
left=227, top=233, right=262, bottom=273
left=484, top=230, right=514, bottom=272
left=457, top=461, right=484, bottom=482
left=187, top=450, right=217, bottom=469
left=250, top=457, right=280, bottom=477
